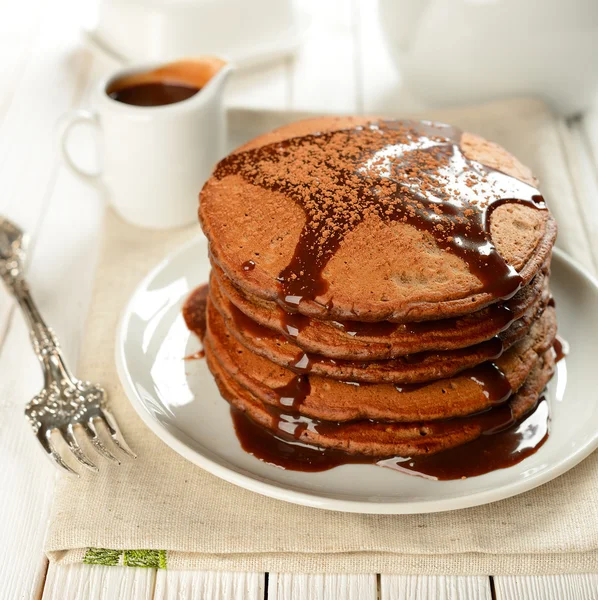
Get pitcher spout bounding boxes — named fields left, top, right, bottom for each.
left=109, top=57, right=234, bottom=103
left=201, top=58, right=234, bottom=97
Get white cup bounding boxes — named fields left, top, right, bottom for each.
left=59, top=59, right=233, bottom=229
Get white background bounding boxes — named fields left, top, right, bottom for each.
left=2, top=0, right=598, bottom=598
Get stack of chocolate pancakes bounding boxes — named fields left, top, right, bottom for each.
left=193, top=116, right=559, bottom=476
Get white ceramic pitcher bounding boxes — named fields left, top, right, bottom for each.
left=59, top=58, right=233, bottom=229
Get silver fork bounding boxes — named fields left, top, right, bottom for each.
left=0, top=216, right=135, bottom=474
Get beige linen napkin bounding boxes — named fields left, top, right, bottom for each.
left=46, top=99, right=598, bottom=574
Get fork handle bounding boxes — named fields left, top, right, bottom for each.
left=2, top=265, right=74, bottom=386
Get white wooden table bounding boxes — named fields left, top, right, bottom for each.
left=2, top=1, right=598, bottom=598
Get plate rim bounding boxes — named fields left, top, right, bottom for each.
left=115, top=242, right=598, bottom=514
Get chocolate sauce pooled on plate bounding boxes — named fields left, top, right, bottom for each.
left=379, top=398, right=549, bottom=480
left=214, top=121, right=547, bottom=325
left=231, top=407, right=371, bottom=472
left=230, top=397, right=549, bottom=479
left=183, top=284, right=209, bottom=359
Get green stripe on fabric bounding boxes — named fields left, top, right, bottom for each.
left=83, top=548, right=123, bottom=566
left=123, top=549, right=167, bottom=569
left=83, top=548, right=167, bottom=569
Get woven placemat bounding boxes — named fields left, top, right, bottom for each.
left=46, top=99, right=598, bottom=574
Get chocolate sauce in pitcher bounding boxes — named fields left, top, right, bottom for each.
left=109, top=83, right=200, bottom=107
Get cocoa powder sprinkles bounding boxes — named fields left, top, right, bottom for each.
left=213, top=120, right=547, bottom=311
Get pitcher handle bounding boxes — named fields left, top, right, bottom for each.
left=58, top=109, right=102, bottom=182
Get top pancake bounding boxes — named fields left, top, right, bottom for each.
left=200, top=117, right=557, bottom=322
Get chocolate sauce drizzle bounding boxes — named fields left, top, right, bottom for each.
left=329, top=299, right=516, bottom=340
left=272, top=374, right=311, bottom=409
left=246, top=373, right=518, bottom=445
left=277, top=307, right=311, bottom=340
left=186, top=283, right=514, bottom=412
left=394, top=358, right=511, bottom=403
left=409, top=302, right=515, bottom=335
left=228, top=292, right=510, bottom=385
left=462, top=361, right=512, bottom=405
left=231, top=397, right=549, bottom=479
left=183, top=284, right=551, bottom=479
left=334, top=319, right=400, bottom=337
left=215, top=120, right=546, bottom=312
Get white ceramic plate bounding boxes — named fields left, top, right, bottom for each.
left=116, top=239, right=598, bottom=514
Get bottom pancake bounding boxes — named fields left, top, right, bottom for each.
left=206, top=345, right=555, bottom=457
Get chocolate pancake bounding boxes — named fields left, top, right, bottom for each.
left=200, top=117, right=557, bottom=322
left=206, top=344, right=555, bottom=457
left=207, top=292, right=556, bottom=384
left=205, top=298, right=556, bottom=422
left=211, top=263, right=550, bottom=360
